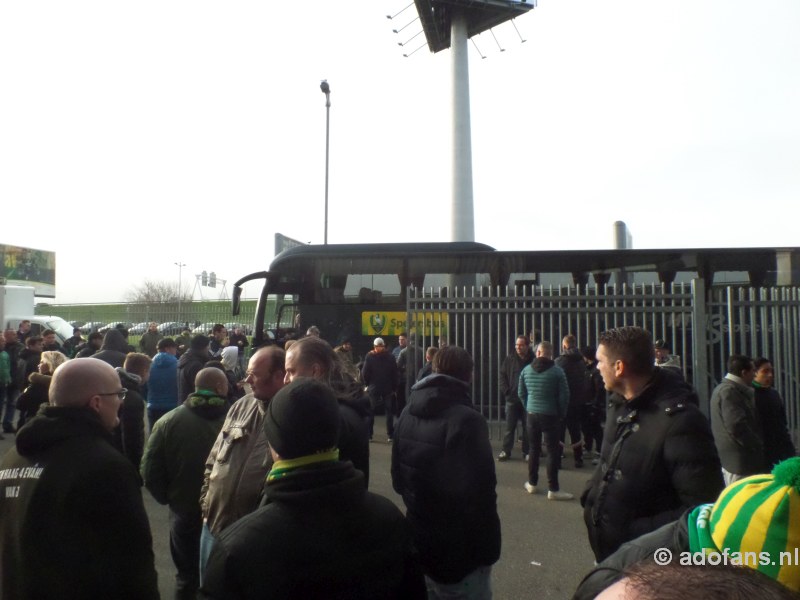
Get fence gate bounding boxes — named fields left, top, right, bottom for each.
left=408, top=282, right=800, bottom=444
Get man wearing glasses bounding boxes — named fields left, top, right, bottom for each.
left=0, top=358, right=159, bottom=599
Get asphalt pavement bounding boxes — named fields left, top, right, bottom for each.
left=1, top=426, right=597, bottom=599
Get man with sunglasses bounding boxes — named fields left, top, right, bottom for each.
left=0, top=357, right=158, bottom=599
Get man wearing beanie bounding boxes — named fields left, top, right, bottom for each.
left=573, top=457, right=800, bottom=599
left=201, top=378, right=425, bottom=599
left=361, top=336, right=399, bottom=441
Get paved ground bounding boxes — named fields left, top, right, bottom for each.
left=2, top=428, right=597, bottom=599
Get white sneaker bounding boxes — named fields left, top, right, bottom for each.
left=524, top=482, right=537, bottom=494
left=523, top=454, right=529, bottom=462
left=547, top=490, right=574, bottom=501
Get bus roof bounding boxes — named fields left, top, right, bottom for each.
left=267, top=242, right=799, bottom=287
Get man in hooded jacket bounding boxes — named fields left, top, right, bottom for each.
left=92, top=328, right=130, bottom=369
left=0, top=358, right=158, bottom=599
left=392, top=345, right=501, bottom=597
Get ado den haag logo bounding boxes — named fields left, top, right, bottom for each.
left=369, top=313, right=386, bottom=334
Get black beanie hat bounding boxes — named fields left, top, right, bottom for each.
left=191, top=334, right=210, bottom=351
left=263, top=378, right=340, bottom=459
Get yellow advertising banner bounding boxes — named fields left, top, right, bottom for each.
left=361, top=311, right=449, bottom=337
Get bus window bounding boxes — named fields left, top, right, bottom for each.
left=343, top=274, right=401, bottom=303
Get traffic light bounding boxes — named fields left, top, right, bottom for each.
left=209, top=272, right=217, bottom=288
left=201, top=270, right=208, bottom=286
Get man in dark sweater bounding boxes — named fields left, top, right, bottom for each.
left=497, top=335, right=534, bottom=462
left=177, top=335, right=210, bottom=403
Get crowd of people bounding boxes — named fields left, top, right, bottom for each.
left=0, top=319, right=798, bottom=599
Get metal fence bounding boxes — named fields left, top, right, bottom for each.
left=407, top=281, right=800, bottom=443
left=36, top=300, right=257, bottom=337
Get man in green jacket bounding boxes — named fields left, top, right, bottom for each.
left=519, top=341, right=572, bottom=500
left=141, top=367, right=228, bottom=599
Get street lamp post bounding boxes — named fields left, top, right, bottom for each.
left=174, top=261, right=186, bottom=322
left=320, top=79, right=331, bottom=245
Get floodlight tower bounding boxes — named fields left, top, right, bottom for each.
left=412, top=0, right=534, bottom=241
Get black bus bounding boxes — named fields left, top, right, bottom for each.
left=231, top=241, right=791, bottom=356
left=231, top=242, right=501, bottom=355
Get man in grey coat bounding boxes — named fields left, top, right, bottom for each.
left=710, top=354, right=764, bottom=485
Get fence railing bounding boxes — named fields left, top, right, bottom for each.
left=408, top=282, right=800, bottom=442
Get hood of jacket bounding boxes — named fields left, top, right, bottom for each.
left=265, top=460, right=365, bottom=509
left=116, top=367, right=142, bottom=391
left=100, top=329, right=129, bottom=353
left=610, top=366, right=699, bottom=409
left=27, top=372, right=52, bottom=387
left=220, top=346, right=238, bottom=371
left=407, top=373, right=472, bottom=418
left=558, top=349, right=584, bottom=367
left=532, top=356, right=555, bottom=373
left=178, top=349, right=207, bottom=368
left=15, top=405, right=111, bottom=457
left=151, top=351, right=178, bottom=371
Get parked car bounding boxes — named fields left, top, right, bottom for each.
left=224, top=322, right=253, bottom=336
left=80, top=321, right=106, bottom=334
left=192, top=322, right=217, bottom=335
left=99, top=322, right=132, bottom=334
left=128, top=322, right=150, bottom=335
left=158, top=321, right=185, bottom=336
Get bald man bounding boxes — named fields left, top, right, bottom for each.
left=199, top=346, right=286, bottom=581
left=141, top=367, right=228, bottom=599
left=0, top=358, right=158, bottom=599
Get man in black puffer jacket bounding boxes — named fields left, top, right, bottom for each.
left=581, top=326, right=724, bottom=563
left=392, top=345, right=501, bottom=596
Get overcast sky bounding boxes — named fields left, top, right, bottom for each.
left=2, top=0, right=798, bottom=304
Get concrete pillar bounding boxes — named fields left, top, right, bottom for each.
left=451, top=11, right=475, bottom=242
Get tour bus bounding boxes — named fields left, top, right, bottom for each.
left=233, top=242, right=796, bottom=353
left=231, top=242, right=499, bottom=356
left=230, top=240, right=787, bottom=356
left=231, top=242, right=799, bottom=415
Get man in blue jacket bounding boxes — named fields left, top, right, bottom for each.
left=146, top=337, right=179, bottom=429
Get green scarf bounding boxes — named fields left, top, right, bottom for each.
left=185, top=388, right=226, bottom=407
left=267, top=449, right=340, bottom=481
left=687, top=503, right=716, bottom=553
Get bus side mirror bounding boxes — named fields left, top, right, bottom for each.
left=232, top=286, right=242, bottom=316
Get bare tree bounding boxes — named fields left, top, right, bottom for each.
left=126, top=280, right=191, bottom=304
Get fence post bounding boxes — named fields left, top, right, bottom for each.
left=691, top=278, right=710, bottom=416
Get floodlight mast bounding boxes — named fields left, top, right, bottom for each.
left=451, top=11, right=474, bottom=242
left=320, top=80, right=331, bottom=244
left=406, top=0, right=535, bottom=243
